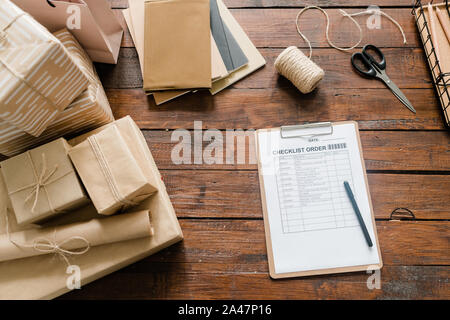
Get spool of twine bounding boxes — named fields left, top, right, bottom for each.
left=274, top=6, right=407, bottom=95
left=274, top=46, right=324, bottom=94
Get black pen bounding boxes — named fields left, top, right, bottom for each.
left=343, top=181, right=373, bottom=247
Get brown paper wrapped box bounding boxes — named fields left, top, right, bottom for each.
left=0, top=29, right=114, bottom=157
left=0, top=116, right=183, bottom=299
left=0, top=138, right=88, bottom=226
left=0, top=1, right=89, bottom=136
left=69, top=124, right=158, bottom=215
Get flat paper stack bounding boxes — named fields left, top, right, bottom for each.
left=123, top=0, right=266, bottom=105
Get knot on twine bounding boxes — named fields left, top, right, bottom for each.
left=5, top=213, right=91, bottom=267
left=275, top=46, right=324, bottom=94
left=32, top=235, right=90, bottom=266
left=8, top=152, right=74, bottom=215
left=24, top=153, right=59, bottom=214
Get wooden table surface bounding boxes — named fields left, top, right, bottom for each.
left=64, top=0, right=449, bottom=299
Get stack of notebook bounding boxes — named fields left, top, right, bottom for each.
left=123, top=0, right=266, bottom=105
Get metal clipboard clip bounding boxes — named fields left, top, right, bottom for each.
left=280, top=122, right=333, bottom=139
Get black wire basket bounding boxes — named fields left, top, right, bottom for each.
left=412, top=0, right=450, bottom=126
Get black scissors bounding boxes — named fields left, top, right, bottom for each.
left=351, top=44, right=416, bottom=114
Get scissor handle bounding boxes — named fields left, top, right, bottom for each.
left=351, top=52, right=377, bottom=78
left=362, top=44, right=386, bottom=70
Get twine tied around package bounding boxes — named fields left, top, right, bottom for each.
left=274, top=6, right=407, bottom=94
left=5, top=213, right=90, bottom=266
left=87, top=135, right=140, bottom=209
left=8, top=153, right=73, bottom=214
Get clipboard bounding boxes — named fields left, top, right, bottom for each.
left=256, top=121, right=383, bottom=279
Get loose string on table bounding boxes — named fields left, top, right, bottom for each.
left=295, top=6, right=407, bottom=58
left=274, top=6, right=408, bottom=94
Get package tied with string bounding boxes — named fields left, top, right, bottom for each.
left=69, top=124, right=158, bottom=216
left=0, top=1, right=90, bottom=137
left=0, top=138, right=89, bottom=226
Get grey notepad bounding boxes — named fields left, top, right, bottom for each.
left=210, top=0, right=248, bottom=72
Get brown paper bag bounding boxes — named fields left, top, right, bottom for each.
left=0, top=1, right=90, bottom=137
left=0, top=29, right=114, bottom=157
left=143, top=0, right=211, bottom=91
left=12, top=0, right=124, bottom=64
left=69, top=125, right=157, bottom=215
left=0, top=138, right=89, bottom=225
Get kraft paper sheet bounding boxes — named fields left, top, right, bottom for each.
left=0, top=1, right=89, bottom=136
left=0, top=116, right=183, bottom=299
left=143, top=0, right=211, bottom=91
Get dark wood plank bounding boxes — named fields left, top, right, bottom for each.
left=108, top=0, right=416, bottom=9
left=97, top=48, right=432, bottom=90
left=107, top=88, right=445, bottom=130
left=62, top=220, right=449, bottom=299
left=162, top=170, right=450, bottom=220
left=62, top=266, right=450, bottom=299
left=114, top=8, right=421, bottom=48
left=140, top=130, right=450, bottom=171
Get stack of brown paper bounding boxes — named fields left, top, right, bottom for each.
left=0, top=116, right=183, bottom=299
left=123, top=0, right=265, bottom=105
left=0, top=29, right=114, bottom=157
left=69, top=125, right=158, bottom=215
left=1, top=138, right=88, bottom=225
left=0, top=1, right=90, bottom=136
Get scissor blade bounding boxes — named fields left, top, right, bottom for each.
left=379, top=74, right=416, bottom=114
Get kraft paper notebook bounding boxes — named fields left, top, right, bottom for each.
left=256, top=122, right=382, bottom=278
left=143, top=0, right=211, bottom=92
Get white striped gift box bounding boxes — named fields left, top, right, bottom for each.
left=0, top=1, right=90, bottom=137
left=0, top=28, right=114, bottom=157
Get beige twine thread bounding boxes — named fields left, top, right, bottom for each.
left=274, top=6, right=407, bottom=94
left=5, top=212, right=90, bottom=266
left=8, top=153, right=73, bottom=213
left=87, top=134, right=139, bottom=209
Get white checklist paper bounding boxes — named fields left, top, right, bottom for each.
left=257, top=122, right=381, bottom=276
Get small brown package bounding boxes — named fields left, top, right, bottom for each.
left=69, top=125, right=157, bottom=215
left=0, top=138, right=89, bottom=225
